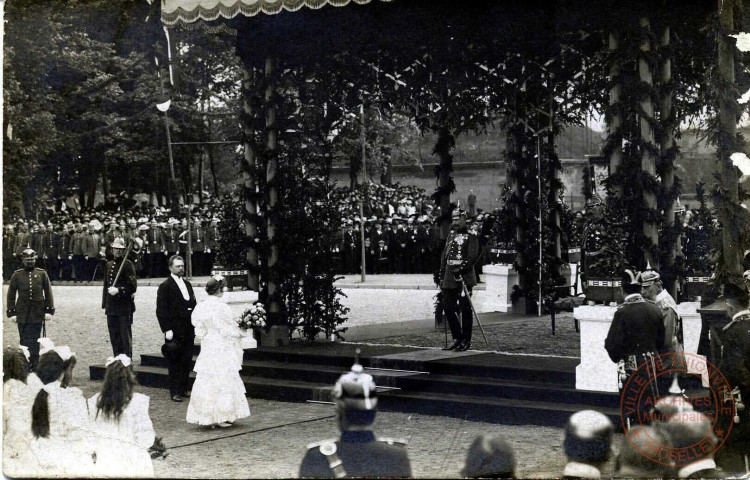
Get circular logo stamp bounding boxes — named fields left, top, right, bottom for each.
left=619, top=352, right=735, bottom=468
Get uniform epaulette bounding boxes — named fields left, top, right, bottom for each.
left=377, top=437, right=408, bottom=446
left=306, top=438, right=338, bottom=451
left=723, top=309, right=750, bottom=331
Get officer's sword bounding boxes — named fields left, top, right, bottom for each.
left=457, top=277, right=489, bottom=345
left=112, top=240, right=134, bottom=286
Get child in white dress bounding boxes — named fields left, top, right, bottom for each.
left=88, top=354, right=155, bottom=477
left=186, top=275, right=251, bottom=427
left=3, top=346, right=43, bottom=476
left=25, top=341, right=97, bottom=477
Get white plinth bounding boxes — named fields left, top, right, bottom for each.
left=574, top=301, right=702, bottom=392
left=481, top=264, right=519, bottom=312
left=574, top=305, right=619, bottom=392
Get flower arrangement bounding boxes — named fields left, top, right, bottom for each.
left=239, top=302, right=267, bottom=331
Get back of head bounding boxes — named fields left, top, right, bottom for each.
left=333, top=358, right=378, bottom=429
left=3, top=346, right=29, bottom=383
left=621, top=269, right=642, bottom=296
left=462, top=434, right=516, bottom=479
left=205, top=274, right=226, bottom=296
left=564, top=410, right=614, bottom=464
left=616, top=426, right=673, bottom=478
left=32, top=351, right=65, bottom=439
left=96, top=359, right=136, bottom=421
left=36, top=351, right=65, bottom=384
left=662, top=411, right=715, bottom=453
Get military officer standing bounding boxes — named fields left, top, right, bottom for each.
left=299, top=352, right=412, bottom=478
left=604, top=269, right=665, bottom=426
left=13, top=223, right=33, bottom=271
left=41, top=224, right=61, bottom=281
left=713, top=276, right=750, bottom=473
left=3, top=224, right=17, bottom=280
left=439, top=209, right=479, bottom=352
left=6, top=249, right=55, bottom=369
left=102, top=238, right=138, bottom=358
left=144, top=219, right=167, bottom=278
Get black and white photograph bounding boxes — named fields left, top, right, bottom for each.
left=3, top=0, right=750, bottom=477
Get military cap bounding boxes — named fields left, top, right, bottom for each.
left=138, top=224, right=149, bottom=231
left=111, top=238, right=127, bottom=249
left=332, top=358, right=378, bottom=412
left=622, top=269, right=640, bottom=287
left=22, top=248, right=37, bottom=259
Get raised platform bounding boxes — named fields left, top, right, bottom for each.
left=90, top=342, right=620, bottom=427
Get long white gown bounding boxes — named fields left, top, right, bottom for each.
left=186, top=295, right=251, bottom=426
left=87, top=392, right=155, bottom=477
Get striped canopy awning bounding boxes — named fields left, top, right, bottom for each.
left=161, top=0, right=391, bottom=26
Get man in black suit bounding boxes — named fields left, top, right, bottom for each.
left=103, top=238, right=138, bottom=358
left=156, top=255, right=197, bottom=402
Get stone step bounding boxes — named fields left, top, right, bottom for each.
left=89, top=363, right=619, bottom=427
left=136, top=355, right=617, bottom=408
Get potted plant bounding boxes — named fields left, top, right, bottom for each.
left=681, top=184, right=716, bottom=299
left=213, top=195, right=251, bottom=291
left=582, top=206, right=629, bottom=304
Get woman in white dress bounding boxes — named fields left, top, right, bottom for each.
left=26, top=341, right=97, bottom=477
left=186, top=275, right=251, bottom=427
left=88, top=354, right=155, bottom=477
left=3, top=346, right=43, bottom=476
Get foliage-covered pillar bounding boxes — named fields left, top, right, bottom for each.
left=717, top=0, right=742, bottom=275
left=639, top=16, right=659, bottom=267
left=241, top=64, right=260, bottom=291
left=608, top=32, right=623, bottom=198
left=659, top=24, right=679, bottom=298
left=264, top=56, right=284, bottom=327
left=434, top=126, right=455, bottom=240
left=508, top=124, right=527, bottom=288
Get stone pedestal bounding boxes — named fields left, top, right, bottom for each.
left=225, top=290, right=259, bottom=349
left=481, top=264, right=519, bottom=313
left=574, top=301, right=703, bottom=392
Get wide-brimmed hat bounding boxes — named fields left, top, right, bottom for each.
left=161, top=339, right=181, bottom=361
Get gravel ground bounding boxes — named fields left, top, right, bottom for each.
left=3, top=284, right=596, bottom=478
left=372, top=313, right=581, bottom=357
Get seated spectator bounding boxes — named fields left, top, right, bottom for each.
left=615, top=425, right=674, bottom=478
left=26, top=341, right=96, bottom=477
left=3, top=346, right=43, bottom=475
left=661, top=411, right=723, bottom=479
left=461, top=434, right=516, bottom=478
left=299, top=352, right=411, bottom=478
left=562, top=410, right=614, bottom=479
left=88, top=354, right=155, bottom=477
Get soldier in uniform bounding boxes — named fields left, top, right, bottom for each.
left=604, top=269, right=665, bottom=426
left=712, top=276, right=750, bottom=473
left=206, top=218, right=219, bottom=276
left=3, top=224, right=17, bottom=280
left=82, top=221, right=103, bottom=282
left=342, top=221, right=356, bottom=274
left=42, top=223, right=62, bottom=281
left=60, top=222, right=75, bottom=281
left=102, top=238, right=138, bottom=358
left=299, top=353, right=412, bottom=478
left=13, top=223, right=33, bottom=271
left=639, top=264, right=685, bottom=393
left=70, top=223, right=86, bottom=282
left=191, top=217, right=207, bottom=276
left=144, top=219, right=167, bottom=278
left=439, top=209, right=479, bottom=352
left=6, top=249, right=55, bottom=369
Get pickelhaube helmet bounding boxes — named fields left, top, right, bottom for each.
left=332, top=349, right=378, bottom=412
left=111, top=238, right=127, bottom=249
left=637, top=261, right=660, bottom=287
left=22, top=248, right=37, bottom=259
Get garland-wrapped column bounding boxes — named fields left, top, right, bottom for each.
left=639, top=16, right=658, bottom=267
left=509, top=125, right=527, bottom=287
left=435, top=126, right=455, bottom=240
left=659, top=25, right=679, bottom=298
left=608, top=32, right=623, bottom=198
left=264, top=56, right=283, bottom=327
left=717, top=0, right=742, bottom=274
left=241, top=64, right=259, bottom=291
